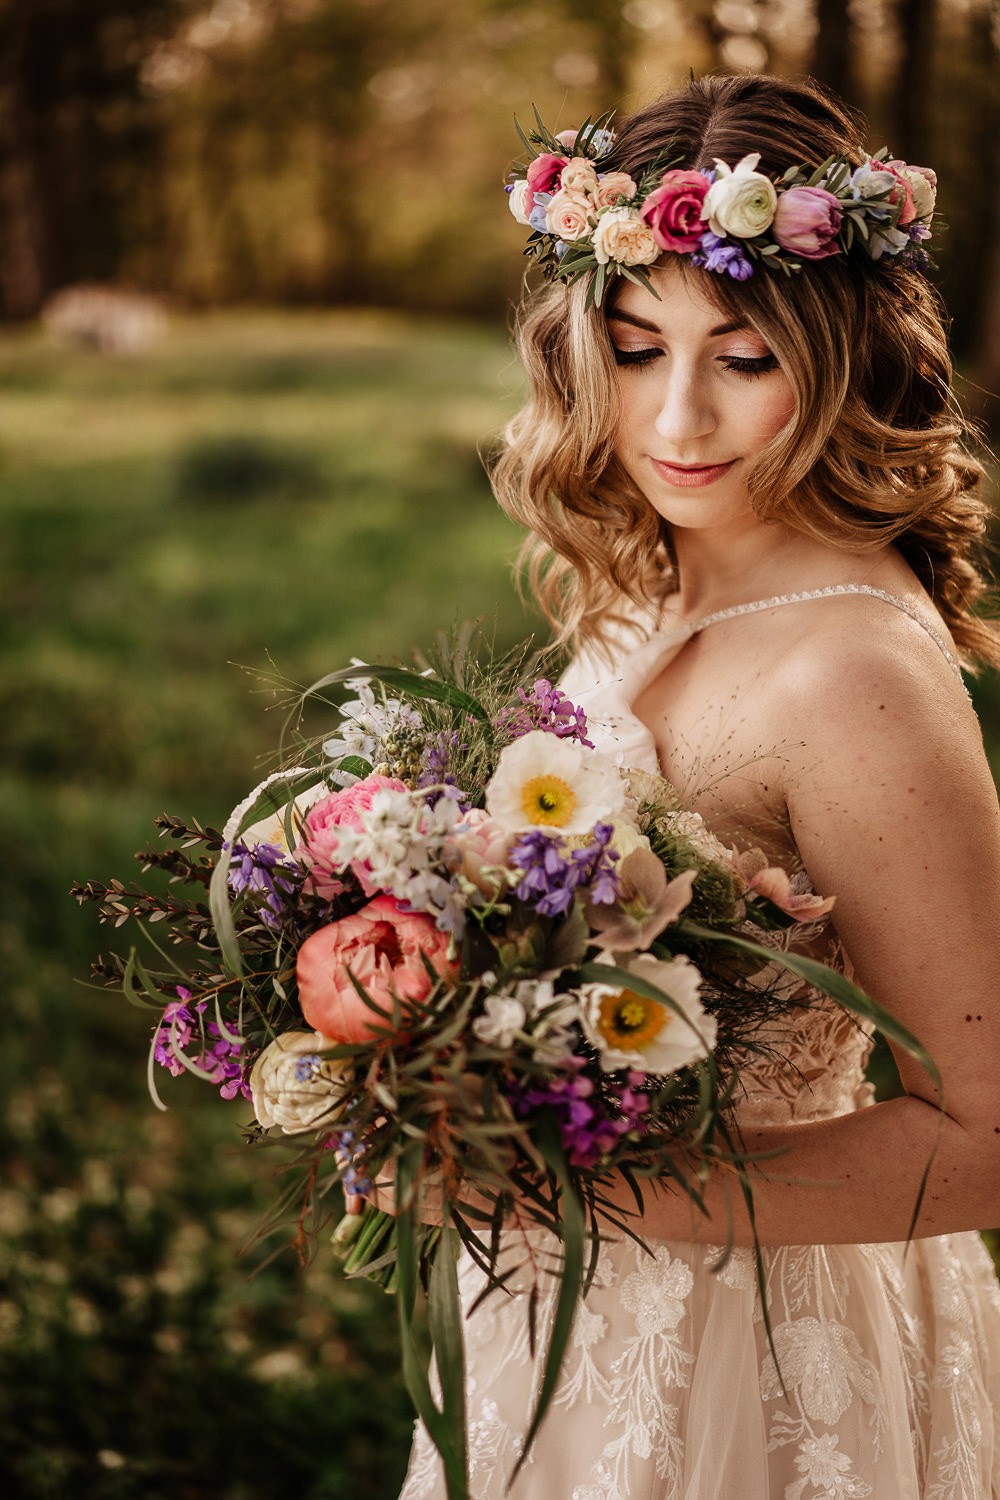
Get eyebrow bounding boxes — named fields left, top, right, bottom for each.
left=606, top=309, right=749, bottom=337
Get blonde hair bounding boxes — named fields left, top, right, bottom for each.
left=491, top=74, right=999, bottom=670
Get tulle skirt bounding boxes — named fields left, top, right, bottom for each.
left=398, top=1227, right=1000, bottom=1499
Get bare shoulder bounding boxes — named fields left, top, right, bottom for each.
left=764, top=591, right=981, bottom=768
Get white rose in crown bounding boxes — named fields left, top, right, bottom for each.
left=591, top=208, right=660, bottom=266
left=703, top=153, right=778, bottom=239
left=508, top=179, right=532, bottom=226
left=896, top=163, right=936, bottom=220
left=250, top=1031, right=353, bottom=1134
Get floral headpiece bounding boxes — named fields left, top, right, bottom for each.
left=506, top=111, right=937, bottom=306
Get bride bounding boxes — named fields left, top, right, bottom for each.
left=397, top=73, right=1000, bottom=1498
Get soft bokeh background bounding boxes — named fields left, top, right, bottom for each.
left=2, top=3, right=999, bottom=1496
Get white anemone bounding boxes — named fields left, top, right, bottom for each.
left=579, top=953, right=716, bottom=1074
left=485, top=730, right=626, bottom=836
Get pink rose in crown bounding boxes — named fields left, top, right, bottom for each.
left=297, top=894, right=457, bottom=1043
left=555, top=129, right=581, bottom=150
left=295, top=774, right=407, bottom=899
left=545, top=188, right=593, bottom=242
left=640, top=170, right=710, bottom=252
left=525, top=152, right=569, bottom=217
left=772, top=185, right=843, bottom=260
left=593, top=171, right=638, bottom=211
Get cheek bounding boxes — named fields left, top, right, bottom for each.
left=758, top=377, right=797, bottom=441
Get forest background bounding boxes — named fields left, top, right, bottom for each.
left=2, top=2, right=1000, bottom=1497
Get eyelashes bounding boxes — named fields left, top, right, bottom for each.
left=611, top=346, right=780, bottom=379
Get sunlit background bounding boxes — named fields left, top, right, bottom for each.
left=2, top=2, right=999, bottom=1496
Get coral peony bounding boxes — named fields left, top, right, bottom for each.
left=297, top=894, right=456, bottom=1042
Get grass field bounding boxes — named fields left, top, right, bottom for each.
left=2, top=309, right=997, bottom=1499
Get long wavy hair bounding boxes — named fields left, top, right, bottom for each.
left=491, top=73, right=999, bottom=669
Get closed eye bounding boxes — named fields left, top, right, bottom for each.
left=720, top=353, right=780, bottom=379
left=611, top=345, right=661, bottom=372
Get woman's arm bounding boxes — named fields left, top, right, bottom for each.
left=607, top=615, right=1000, bottom=1247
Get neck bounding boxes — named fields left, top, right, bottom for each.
left=668, top=514, right=870, bottom=618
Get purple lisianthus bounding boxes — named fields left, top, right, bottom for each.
left=496, top=679, right=593, bottom=747
left=509, top=822, right=620, bottom=919
left=152, top=987, right=251, bottom=1100
left=508, top=1059, right=649, bottom=1167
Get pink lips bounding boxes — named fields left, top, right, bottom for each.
left=652, top=458, right=736, bottom=488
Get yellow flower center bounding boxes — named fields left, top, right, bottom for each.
left=520, top=774, right=577, bottom=828
left=597, top=989, right=667, bottom=1051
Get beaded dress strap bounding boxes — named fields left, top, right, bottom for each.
left=692, top=582, right=970, bottom=700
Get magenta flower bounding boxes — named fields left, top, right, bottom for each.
left=525, top=153, right=569, bottom=218
left=640, top=170, right=710, bottom=252
left=772, top=186, right=842, bottom=260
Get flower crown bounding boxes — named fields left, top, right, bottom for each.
left=506, top=110, right=937, bottom=306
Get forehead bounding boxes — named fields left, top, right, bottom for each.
left=607, top=261, right=746, bottom=333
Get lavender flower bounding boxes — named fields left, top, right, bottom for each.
left=227, top=839, right=303, bottom=929
left=509, top=822, right=621, bottom=919
left=495, top=679, right=593, bottom=747
left=417, top=731, right=471, bottom=810
left=692, top=231, right=753, bottom=280
left=152, top=987, right=250, bottom=1100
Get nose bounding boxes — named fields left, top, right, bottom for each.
left=653, top=361, right=717, bottom=449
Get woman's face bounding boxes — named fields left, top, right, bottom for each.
left=608, top=262, right=796, bottom=535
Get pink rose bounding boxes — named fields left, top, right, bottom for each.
left=545, top=188, right=593, bottom=242
left=772, top=185, right=842, bottom=260
left=555, top=129, right=581, bottom=150
left=295, top=773, right=407, bottom=898
left=593, top=171, right=637, bottom=211
left=640, top=170, right=710, bottom=252
left=454, top=808, right=512, bottom=896
left=525, top=152, right=569, bottom=217
left=882, top=162, right=916, bottom=225
left=560, top=156, right=599, bottom=195
left=297, top=894, right=456, bottom=1042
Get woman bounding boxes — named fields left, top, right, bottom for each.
left=399, top=74, right=1000, bottom=1498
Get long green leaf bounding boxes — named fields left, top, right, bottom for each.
left=302, top=662, right=490, bottom=722
left=428, top=1226, right=468, bottom=1495
left=675, top=921, right=941, bottom=1095
left=396, top=1153, right=468, bottom=1500
left=209, top=845, right=244, bottom=978
left=507, top=1118, right=583, bottom=1490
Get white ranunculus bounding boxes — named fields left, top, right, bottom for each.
left=703, top=153, right=778, bottom=239
left=250, top=1032, right=352, bottom=1134
left=485, top=730, right=626, bottom=835
left=508, top=179, right=532, bottom=226
left=579, top=953, right=715, bottom=1074
left=591, top=207, right=660, bottom=266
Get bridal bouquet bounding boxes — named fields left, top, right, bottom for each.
left=74, top=630, right=927, bottom=1500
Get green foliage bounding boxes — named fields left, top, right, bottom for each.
left=0, top=310, right=527, bottom=1498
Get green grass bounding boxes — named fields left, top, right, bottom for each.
left=0, top=309, right=529, bottom=1500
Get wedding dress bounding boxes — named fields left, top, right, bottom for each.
left=399, top=587, right=1000, bottom=1500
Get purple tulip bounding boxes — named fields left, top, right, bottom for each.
left=772, top=186, right=842, bottom=260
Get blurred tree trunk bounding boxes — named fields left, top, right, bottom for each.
left=968, top=2, right=1000, bottom=431
left=893, top=0, right=935, bottom=161
left=811, top=0, right=856, bottom=103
